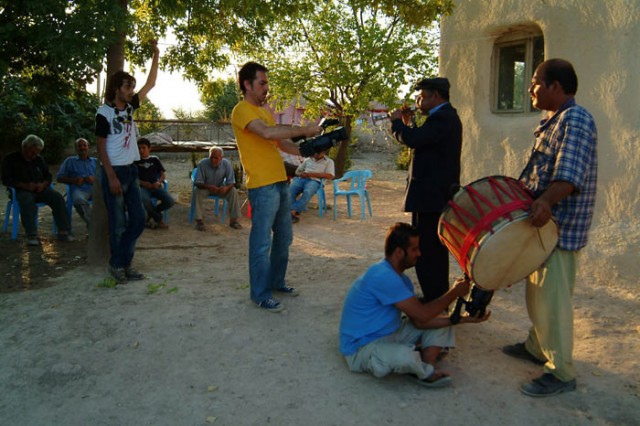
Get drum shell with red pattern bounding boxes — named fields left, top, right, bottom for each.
left=437, top=176, right=558, bottom=290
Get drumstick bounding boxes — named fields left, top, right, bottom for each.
left=536, top=228, right=547, bottom=251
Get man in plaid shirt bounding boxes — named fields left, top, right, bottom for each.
left=502, top=59, right=598, bottom=397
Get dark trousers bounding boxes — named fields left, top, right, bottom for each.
left=100, top=165, right=145, bottom=269
left=15, top=187, right=69, bottom=236
left=413, top=211, right=449, bottom=302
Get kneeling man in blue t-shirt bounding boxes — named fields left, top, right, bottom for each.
left=339, top=222, right=490, bottom=388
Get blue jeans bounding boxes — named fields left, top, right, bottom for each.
left=70, top=187, right=92, bottom=227
left=140, top=187, right=174, bottom=222
left=289, top=177, right=320, bottom=213
left=100, top=165, right=145, bottom=269
left=247, top=181, right=293, bottom=303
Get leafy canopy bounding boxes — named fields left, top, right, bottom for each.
left=253, top=0, right=452, bottom=119
left=0, top=0, right=119, bottom=158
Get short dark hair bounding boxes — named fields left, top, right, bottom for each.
left=238, top=62, right=268, bottom=95
left=137, top=137, right=151, bottom=147
left=384, top=222, right=419, bottom=258
left=537, top=59, right=578, bottom=95
left=105, top=71, right=136, bottom=103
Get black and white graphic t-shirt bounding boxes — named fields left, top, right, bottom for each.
left=95, top=94, right=141, bottom=166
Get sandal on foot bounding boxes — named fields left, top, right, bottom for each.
left=415, top=371, right=452, bottom=389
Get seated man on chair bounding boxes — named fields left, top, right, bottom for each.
left=56, top=137, right=97, bottom=228
left=279, top=150, right=303, bottom=180
left=135, top=137, right=174, bottom=229
left=339, top=222, right=489, bottom=388
left=193, top=146, right=242, bottom=231
left=1, top=134, right=73, bottom=245
left=290, top=149, right=334, bottom=223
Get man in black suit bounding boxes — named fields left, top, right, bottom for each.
left=389, top=77, right=462, bottom=302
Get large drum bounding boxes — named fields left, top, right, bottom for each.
left=438, top=176, right=558, bottom=290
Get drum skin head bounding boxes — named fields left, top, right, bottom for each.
left=469, top=218, right=558, bottom=290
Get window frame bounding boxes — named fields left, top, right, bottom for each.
left=491, top=31, right=544, bottom=114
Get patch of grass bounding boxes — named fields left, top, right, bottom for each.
left=147, top=282, right=178, bottom=294
left=147, top=283, right=166, bottom=294
left=97, top=277, right=118, bottom=288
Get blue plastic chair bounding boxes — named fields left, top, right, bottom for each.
left=189, top=169, right=227, bottom=224
left=333, top=170, right=373, bottom=220
left=3, top=186, right=58, bottom=240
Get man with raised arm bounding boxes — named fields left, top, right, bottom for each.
left=95, top=40, right=159, bottom=284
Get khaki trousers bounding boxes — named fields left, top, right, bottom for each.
left=194, top=187, right=240, bottom=222
left=525, top=249, right=578, bottom=382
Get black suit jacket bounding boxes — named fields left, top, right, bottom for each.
left=391, top=103, right=462, bottom=213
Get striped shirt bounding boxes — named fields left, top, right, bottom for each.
left=520, top=99, right=598, bottom=251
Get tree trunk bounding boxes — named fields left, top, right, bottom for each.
left=87, top=166, right=110, bottom=267
left=105, top=0, right=128, bottom=82
left=333, top=115, right=353, bottom=178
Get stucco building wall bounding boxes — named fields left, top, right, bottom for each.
left=439, top=0, right=639, bottom=288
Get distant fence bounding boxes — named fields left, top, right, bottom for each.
left=137, top=120, right=234, bottom=144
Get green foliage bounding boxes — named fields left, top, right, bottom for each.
left=201, top=78, right=241, bottom=122
left=135, top=101, right=165, bottom=136
left=253, top=0, right=451, bottom=175
left=127, top=0, right=315, bottom=83
left=395, top=145, right=411, bottom=170
left=256, top=0, right=450, bottom=120
left=0, top=0, right=121, bottom=85
left=0, top=76, right=98, bottom=163
left=0, top=0, right=117, bottom=161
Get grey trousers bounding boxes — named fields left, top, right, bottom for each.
left=345, top=318, right=455, bottom=380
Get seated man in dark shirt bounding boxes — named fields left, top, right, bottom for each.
left=134, top=137, right=174, bottom=229
left=1, top=134, right=73, bottom=245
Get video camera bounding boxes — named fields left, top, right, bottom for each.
left=296, top=117, right=349, bottom=157
left=449, top=281, right=494, bottom=325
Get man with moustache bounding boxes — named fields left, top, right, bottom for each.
left=502, top=59, right=598, bottom=397
left=389, top=78, right=462, bottom=303
left=57, top=137, right=97, bottom=228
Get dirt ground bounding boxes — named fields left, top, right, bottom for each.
left=0, top=151, right=638, bottom=426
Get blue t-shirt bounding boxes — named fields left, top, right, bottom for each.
left=56, top=155, right=97, bottom=193
left=339, top=259, right=415, bottom=355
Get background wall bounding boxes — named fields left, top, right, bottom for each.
left=439, top=0, right=639, bottom=289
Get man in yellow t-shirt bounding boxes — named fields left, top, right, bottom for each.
left=231, top=61, right=321, bottom=313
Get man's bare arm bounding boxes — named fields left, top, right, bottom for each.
left=137, top=41, right=160, bottom=103
left=246, top=119, right=321, bottom=144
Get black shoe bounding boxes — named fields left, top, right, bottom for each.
left=520, top=373, right=576, bottom=397
left=125, top=267, right=145, bottom=281
left=502, top=342, right=546, bottom=365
